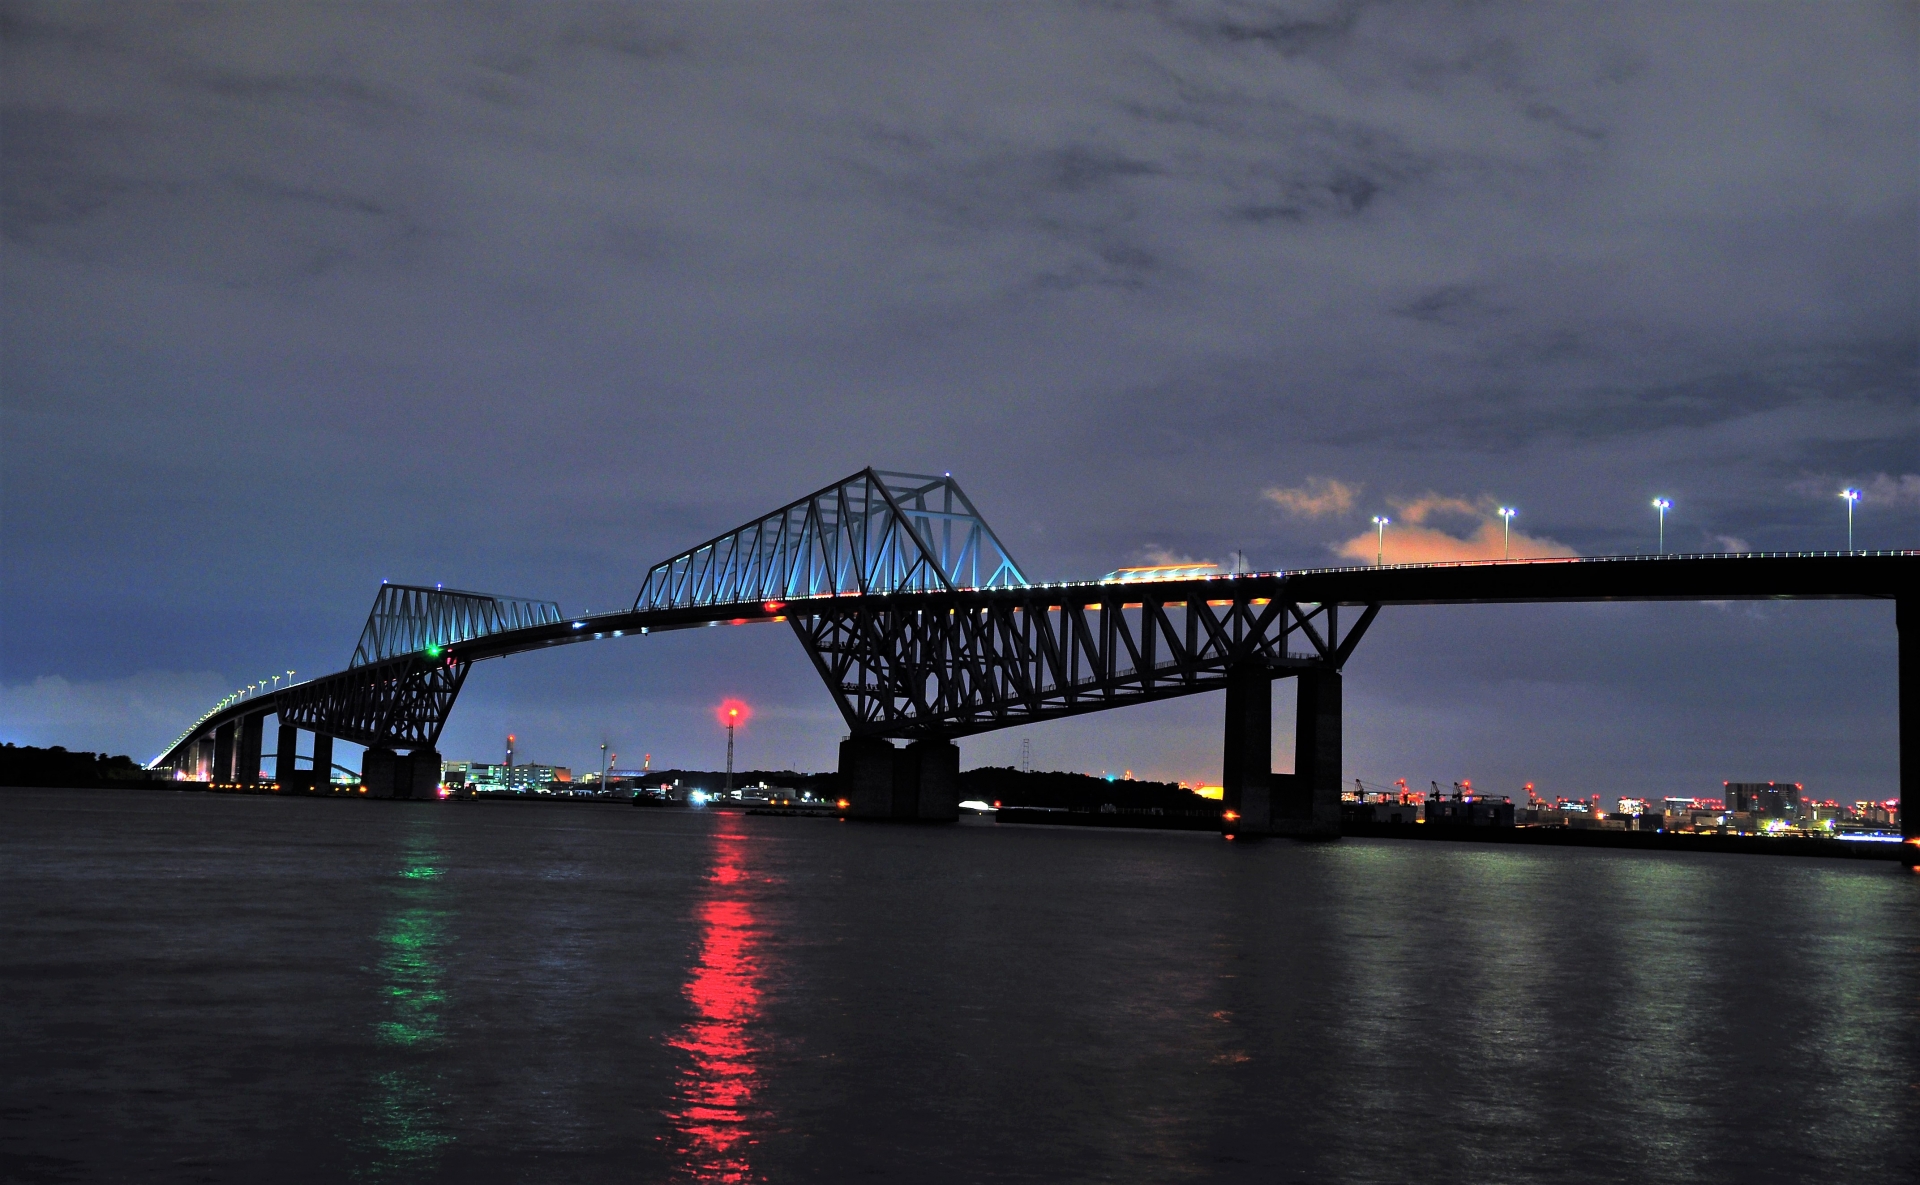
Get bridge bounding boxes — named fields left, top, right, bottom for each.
left=151, top=468, right=1919, bottom=852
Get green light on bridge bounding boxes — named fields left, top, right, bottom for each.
left=424, top=644, right=442, bottom=658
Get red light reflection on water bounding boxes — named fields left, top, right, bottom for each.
left=667, top=822, right=767, bottom=1183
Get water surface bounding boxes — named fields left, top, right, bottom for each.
left=3, top=787, right=1915, bottom=1183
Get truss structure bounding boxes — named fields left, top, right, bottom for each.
left=634, top=469, right=1027, bottom=611
left=278, top=652, right=468, bottom=751
left=789, top=583, right=1380, bottom=739
left=352, top=584, right=562, bottom=667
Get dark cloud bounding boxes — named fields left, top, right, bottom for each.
left=1, top=0, right=1912, bottom=797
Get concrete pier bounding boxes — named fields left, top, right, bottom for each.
left=1223, top=665, right=1341, bottom=840
left=1278, top=667, right=1342, bottom=840
left=274, top=722, right=298, bottom=786
left=311, top=733, right=334, bottom=791
left=838, top=735, right=960, bottom=821
left=213, top=722, right=235, bottom=785
left=1221, top=663, right=1272, bottom=835
left=237, top=713, right=265, bottom=787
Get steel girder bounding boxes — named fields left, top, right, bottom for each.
left=277, top=651, right=469, bottom=751
left=633, top=468, right=1028, bottom=611
left=352, top=584, right=562, bottom=668
left=789, top=587, right=1380, bottom=739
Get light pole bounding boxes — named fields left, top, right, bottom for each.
left=1372, top=516, right=1390, bottom=567
left=1841, top=488, right=1859, bottom=552
left=1651, top=498, right=1671, bottom=554
left=600, top=742, right=609, bottom=792
left=1498, top=507, right=1516, bottom=559
left=724, top=707, right=739, bottom=797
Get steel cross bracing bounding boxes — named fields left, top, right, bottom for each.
left=788, top=581, right=1381, bottom=739
left=277, top=651, right=469, bottom=751
left=352, top=584, right=563, bottom=667
left=633, top=469, right=1028, bottom=612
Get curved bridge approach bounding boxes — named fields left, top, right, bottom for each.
left=150, top=468, right=1919, bottom=849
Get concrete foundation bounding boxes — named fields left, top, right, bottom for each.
left=213, top=722, right=236, bottom=785
left=1221, top=663, right=1272, bottom=835
left=839, top=735, right=960, bottom=821
left=406, top=748, right=443, bottom=799
left=1276, top=667, right=1342, bottom=840
left=363, top=746, right=399, bottom=798
left=237, top=713, right=265, bottom=786
left=840, top=737, right=899, bottom=819
left=905, top=739, right=960, bottom=822
left=312, top=733, right=334, bottom=791
left=274, top=722, right=298, bottom=786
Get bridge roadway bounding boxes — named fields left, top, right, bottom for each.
left=153, top=549, right=1917, bottom=856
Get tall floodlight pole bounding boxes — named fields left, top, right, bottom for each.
left=1372, top=516, right=1390, bottom=567
left=1652, top=498, right=1671, bottom=554
left=1498, top=507, right=1516, bottom=559
left=724, top=707, right=739, bottom=797
left=1841, top=488, right=1859, bottom=552
left=600, top=742, right=609, bottom=791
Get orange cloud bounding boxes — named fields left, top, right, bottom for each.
left=1264, top=477, right=1357, bottom=517
left=1335, top=519, right=1576, bottom=564
left=1390, top=492, right=1481, bottom=524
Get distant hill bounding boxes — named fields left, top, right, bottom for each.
left=957, top=766, right=1215, bottom=811
left=1, top=744, right=149, bottom=787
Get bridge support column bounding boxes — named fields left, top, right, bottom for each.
left=274, top=722, right=297, bottom=788
left=1901, top=597, right=1917, bottom=866
left=840, top=737, right=898, bottom=820
left=1221, top=663, right=1272, bottom=836
left=904, top=739, right=960, bottom=822
left=1276, top=667, right=1342, bottom=840
left=213, top=722, right=236, bottom=786
left=363, top=746, right=398, bottom=798
left=406, top=749, right=443, bottom=800
left=312, top=733, right=334, bottom=792
left=237, top=713, right=265, bottom=787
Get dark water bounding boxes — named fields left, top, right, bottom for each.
left=3, top=787, right=1916, bottom=1184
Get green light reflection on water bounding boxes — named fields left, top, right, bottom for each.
left=354, top=830, right=454, bottom=1182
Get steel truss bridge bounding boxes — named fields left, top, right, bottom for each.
left=152, top=468, right=1919, bottom=848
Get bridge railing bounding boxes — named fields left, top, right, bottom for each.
left=633, top=468, right=1029, bottom=611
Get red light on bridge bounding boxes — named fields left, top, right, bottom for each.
left=1222, top=810, right=1240, bottom=821
left=763, top=601, right=785, bottom=613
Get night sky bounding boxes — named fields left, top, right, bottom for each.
left=3, top=3, right=1914, bottom=800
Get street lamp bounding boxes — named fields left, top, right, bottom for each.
left=1498, top=507, right=1516, bottom=559
left=1651, top=498, right=1671, bottom=554
left=1841, top=488, right=1860, bottom=552
left=1371, top=516, right=1390, bottom=567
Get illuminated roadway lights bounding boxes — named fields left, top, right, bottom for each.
left=1498, top=507, right=1517, bottom=559
left=1840, top=488, right=1860, bottom=552
left=1371, top=516, right=1390, bottom=567
left=1651, top=498, right=1672, bottom=554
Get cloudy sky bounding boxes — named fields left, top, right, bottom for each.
left=3, top=1, right=1914, bottom=799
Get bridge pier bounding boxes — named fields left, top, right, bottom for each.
left=1222, top=665, right=1341, bottom=840
left=237, top=713, right=265, bottom=788
left=363, top=746, right=398, bottom=797
left=1901, top=596, right=1916, bottom=865
left=312, top=733, right=334, bottom=791
left=1279, top=667, right=1342, bottom=840
left=274, top=722, right=297, bottom=788
left=213, top=721, right=236, bottom=785
left=838, top=736, right=959, bottom=821
left=1221, top=663, right=1272, bottom=835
